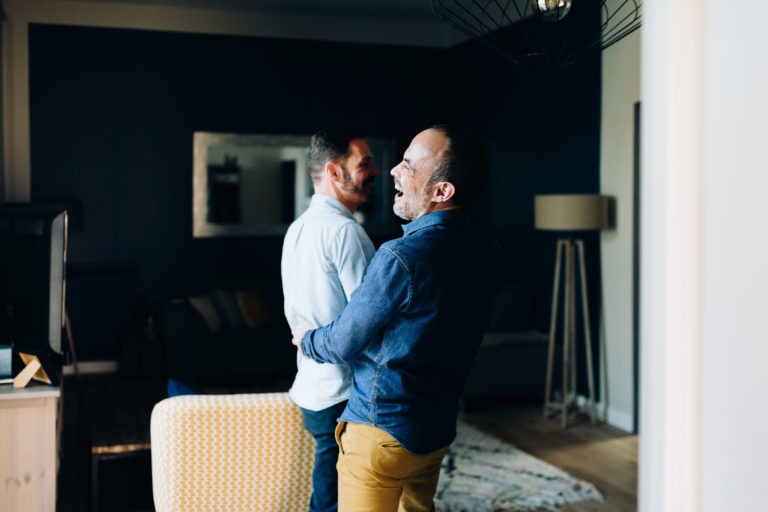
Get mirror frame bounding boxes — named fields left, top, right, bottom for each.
left=193, top=132, right=313, bottom=237
left=193, top=132, right=399, bottom=238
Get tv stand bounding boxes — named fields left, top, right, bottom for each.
left=0, top=384, right=60, bottom=512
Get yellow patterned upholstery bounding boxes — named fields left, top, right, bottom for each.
left=150, top=392, right=315, bottom=512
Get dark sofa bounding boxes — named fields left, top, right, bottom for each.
left=163, top=276, right=546, bottom=399
left=463, top=285, right=549, bottom=400
left=163, top=275, right=296, bottom=392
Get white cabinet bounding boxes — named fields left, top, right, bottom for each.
left=0, top=385, right=59, bottom=512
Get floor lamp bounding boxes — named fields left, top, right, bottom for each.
left=535, top=194, right=611, bottom=427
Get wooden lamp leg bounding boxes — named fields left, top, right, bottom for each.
left=544, top=240, right=564, bottom=419
left=577, top=240, right=598, bottom=424
left=562, top=240, right=575, bottom=427
left=544, top=238, right=600, bottom=428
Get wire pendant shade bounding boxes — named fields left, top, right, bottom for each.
left=432, top=0, right=642, bottom=65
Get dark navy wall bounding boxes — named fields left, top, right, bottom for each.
left=29, top=24, right=446, bottom=293
left=449, top=33, right=603, bottom=331
left=28, top=19, right=601, bottom=365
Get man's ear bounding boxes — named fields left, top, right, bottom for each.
left=325, top=161, right=344, bottom=183
left=431, top=181, right=456, bottom=203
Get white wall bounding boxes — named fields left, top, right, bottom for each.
left=700, top=2, right=768, bottom=509
left=599, top=21, right=640, bottom=432
left=640, top=1, right=768, bottom=510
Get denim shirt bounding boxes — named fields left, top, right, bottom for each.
left=301, top=209, right=500, bottom=454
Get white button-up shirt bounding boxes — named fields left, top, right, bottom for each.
left=281, top=194, right=375, bottom=411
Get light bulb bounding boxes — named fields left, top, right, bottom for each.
left=531, top=0, right=572, bottom=21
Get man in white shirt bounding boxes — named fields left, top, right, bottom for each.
left=281, top=127, right=379, bottom=512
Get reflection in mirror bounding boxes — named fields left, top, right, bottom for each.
left=193, top=132, right=398, bottom=237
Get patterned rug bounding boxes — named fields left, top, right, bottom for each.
left=435, top=422, right=603, bottom=512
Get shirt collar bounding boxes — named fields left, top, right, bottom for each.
left=311, top=194, right=355, bottom=219
left=401, top=209, right=468, bottom=236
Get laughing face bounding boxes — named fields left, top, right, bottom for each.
left=390, top=129, right=450, bottom=221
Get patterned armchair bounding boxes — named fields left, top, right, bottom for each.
left=150, top=392, right=315, bottom=512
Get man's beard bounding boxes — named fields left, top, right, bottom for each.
left=393, top=186, right=430, bottom=221
left=341, top=169, right=374, bottom=202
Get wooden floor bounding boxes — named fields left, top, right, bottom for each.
left=461, top=402, right=638, bottom=511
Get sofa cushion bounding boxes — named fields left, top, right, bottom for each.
left=165, top=274, right=294, bottom=390
left=188, top=293, right=224, bottom=332
left=214, top=289, right=244, bottom=329
left=188, top=289, right=252, bottom=332
left=235, top=289, right=271, bottom=329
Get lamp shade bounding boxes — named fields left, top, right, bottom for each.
left=534, top=194, right=610, bottom=231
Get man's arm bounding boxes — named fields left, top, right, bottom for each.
left=297, top=248, right=409, bottom=364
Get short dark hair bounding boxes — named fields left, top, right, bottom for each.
left=428, top=124, right=489, bottom=206
left=308, top=127, right=361, bottom=184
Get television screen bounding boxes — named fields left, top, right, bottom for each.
left=0, top=205, right=67, bottom=385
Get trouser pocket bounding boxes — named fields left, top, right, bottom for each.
left=335, top=420, right=347, bottom=454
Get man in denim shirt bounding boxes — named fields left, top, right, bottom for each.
left=294, top=124, right=500, bottom=512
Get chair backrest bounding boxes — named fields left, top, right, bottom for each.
left=150, top=392, right=314, bottom=512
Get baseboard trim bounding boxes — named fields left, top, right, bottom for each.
left=605, top=406, right=634, bottom=432
left=63, top=360, right=119, bottom=375
left=573, top=395, right=634, bottom=433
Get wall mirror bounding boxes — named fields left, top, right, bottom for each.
left=193, top=132, right=398, bottom=237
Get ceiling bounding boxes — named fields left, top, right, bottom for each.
left=97, top=0, right=439, bottom=22
left=43, top=0, right=462, bottom=48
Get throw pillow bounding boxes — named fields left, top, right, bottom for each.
left=213, top=289, right=244, bottom=329
left=188, top=294, right=222, bottom=332
left=235, top=289, right=271, bottom=329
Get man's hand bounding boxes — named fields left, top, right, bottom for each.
left=291, top=314, right=314, bottom=349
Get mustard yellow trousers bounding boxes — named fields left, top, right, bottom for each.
left=335, top=421, right=449, bottom=512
